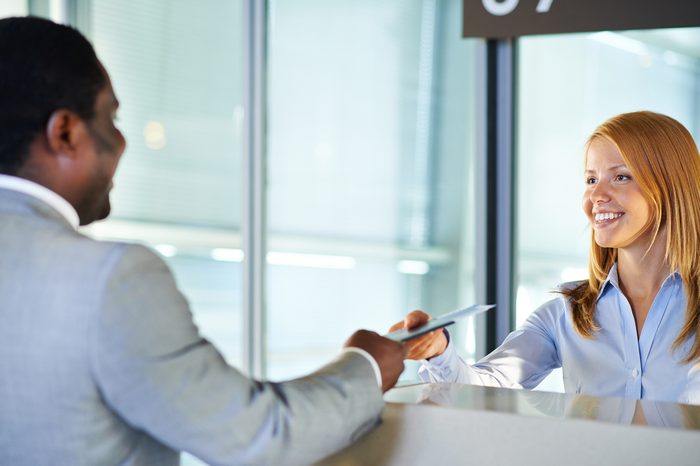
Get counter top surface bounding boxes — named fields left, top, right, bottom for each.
left=385, top=383, right=700, bottom=430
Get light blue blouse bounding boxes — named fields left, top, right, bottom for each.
left=419, top=264, right=700, bottom=405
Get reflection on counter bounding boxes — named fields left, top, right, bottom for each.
left=319, top=383, right=700, bottom=465
left=385, top=383, right=700, bottom=430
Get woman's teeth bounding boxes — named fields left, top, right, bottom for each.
left=595, top=212, right=623, bottom=221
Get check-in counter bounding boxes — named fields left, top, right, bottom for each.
left=318, top=383, right=700, bottom=465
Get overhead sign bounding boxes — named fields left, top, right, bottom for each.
left=463, top=0, right=700, bottom=38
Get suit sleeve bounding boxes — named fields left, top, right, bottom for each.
left=419, top=298, right=563, bottom=389
left=88, top=244, right=384, bottom=466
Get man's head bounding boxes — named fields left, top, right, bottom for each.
left=0, top=16, right=125, bottom=225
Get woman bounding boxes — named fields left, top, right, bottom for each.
left=391, top=111, right=700, bottom=404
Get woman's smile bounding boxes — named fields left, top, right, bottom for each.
left=593, top=211, right=625, bottom=227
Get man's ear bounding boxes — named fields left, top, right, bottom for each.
left=45, top=109, right=87, bottom=157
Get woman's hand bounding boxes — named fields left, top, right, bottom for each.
left=388, top=310, right=448, bottom=360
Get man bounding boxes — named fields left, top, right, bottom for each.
left=0, top=16, right=406, bottom=465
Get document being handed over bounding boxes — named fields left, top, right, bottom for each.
left=384, top=304, right=495, bottom=342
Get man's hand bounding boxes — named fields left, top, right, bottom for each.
left=387, top=310, right=448, bottom=360
left=344, top=330, right=406, bottom=392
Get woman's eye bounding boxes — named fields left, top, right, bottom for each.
left=615, top=174, right=630, bottom=182
left=585, top=177, right=596, bottom=185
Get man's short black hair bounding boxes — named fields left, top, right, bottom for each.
left=0, top=16, right=106, bottom=174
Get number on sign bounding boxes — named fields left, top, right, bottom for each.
left=482, top=0, right=518, bottom=16
left=481, top=0, right=554, bottom=16
left=535, top=0, right=554, bottom=13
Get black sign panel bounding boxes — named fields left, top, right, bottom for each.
left=463, top=0, right=700, bottom=38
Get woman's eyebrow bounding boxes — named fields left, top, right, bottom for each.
left=584, top=164, right=628, bottom=173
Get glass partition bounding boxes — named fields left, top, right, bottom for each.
left=266, top=0, right=479, bottom=381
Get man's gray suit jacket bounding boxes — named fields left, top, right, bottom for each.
left=0, top=188, right=384, bottom=465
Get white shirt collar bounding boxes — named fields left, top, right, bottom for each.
left=0, top=174, right=80, bottom=230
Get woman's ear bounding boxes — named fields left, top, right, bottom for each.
left=45, top=109, right=87, bottom=158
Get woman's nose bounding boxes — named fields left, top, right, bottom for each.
left=589, top=181, right=610, bottom=203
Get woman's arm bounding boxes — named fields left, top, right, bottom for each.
left=394, top=299, right=564, bottom=387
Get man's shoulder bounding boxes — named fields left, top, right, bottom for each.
left=56, top=227, right=146, bottom=255
left=47, top=228, right=165, bottom=276
left=78, top=235, right=165, bottom=271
